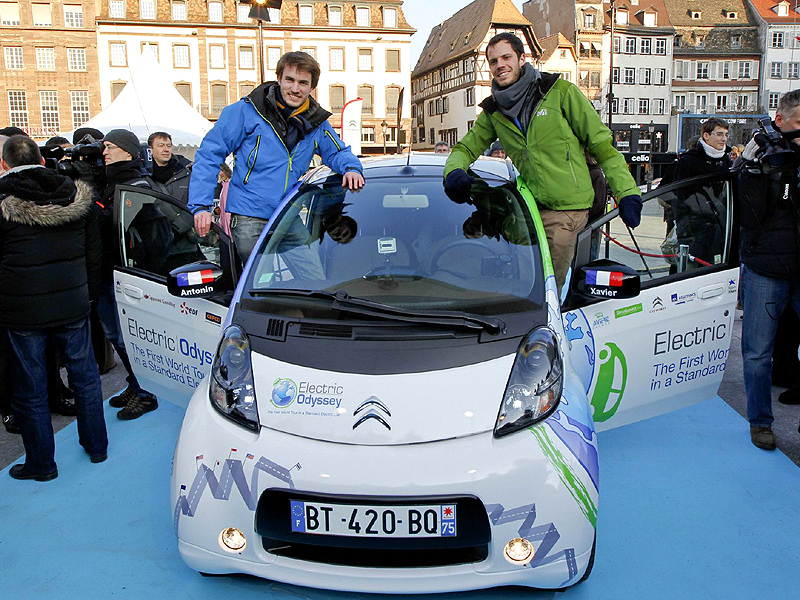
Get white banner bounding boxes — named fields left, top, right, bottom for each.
left=340, top=98, right=363, bottom=155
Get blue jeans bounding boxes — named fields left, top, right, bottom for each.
left=95, top=283, right=142, bottom=394
left=7, top=317, right=108, bottom=474
left=740, top=264, right=800, bottom=427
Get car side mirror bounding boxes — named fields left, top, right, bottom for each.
left=167, top=261, right=231, bottom=299
left=573, top=259, right=640, bottom=300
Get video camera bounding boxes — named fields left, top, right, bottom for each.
left=40, top=135, right=105, bottom=182
left=751, top=117, right=798, bottom=174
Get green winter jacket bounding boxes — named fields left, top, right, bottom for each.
left=444, top=73, right=639, bottom=211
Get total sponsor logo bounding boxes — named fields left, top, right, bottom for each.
left=670, top=292, right=696, bottom=306
left=271, top=378, right=344, bottom=410
left=649, top=296, right=667, bottom=314
left=180, top=302, right=198, bottom=316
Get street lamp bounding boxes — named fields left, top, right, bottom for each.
left=647, top=120, right=655, bottom=192
left=246, top=0, right=283, bottom=85
left=381, top=120, right=388, bottom=155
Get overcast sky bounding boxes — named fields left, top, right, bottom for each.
left=403, top=0, right=527, bottom=68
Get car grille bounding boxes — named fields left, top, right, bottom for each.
left=255, top=488, right=491, bottom=568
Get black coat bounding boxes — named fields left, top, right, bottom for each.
left=0, top=166, right=101, bottom=330
left=674, top=141, right=732, bottom=181
left=150, top=154, right=192, bottom=203
left=739, top=165, right=800, bottom=279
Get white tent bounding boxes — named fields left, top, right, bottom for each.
left=66, top=48, right=213, bottom=146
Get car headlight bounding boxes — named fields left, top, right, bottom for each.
left=209, top=325, right=259, bottom=431
left=494, top=327, right=562, bottom=437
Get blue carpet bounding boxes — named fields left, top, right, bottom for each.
left=1, top=397, right=799, bottom=599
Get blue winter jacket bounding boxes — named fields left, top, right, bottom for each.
left=188, top=82, right=362, bottom=220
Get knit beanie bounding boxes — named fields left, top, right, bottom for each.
left=102, top=129, right=141, bottom=159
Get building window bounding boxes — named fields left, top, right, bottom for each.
left=175, top=83, right=192, bottom=105
left=386, top=49, right=400, bottom=72
left=656, top=68, right=667, bottom=85
left=329, top=85, right=344, bottom=112
left=790, top=63, right=800, bottom=79
left=772, top=32, right=784, bottom=48
left=691, top=11, right=701, bottom=19
left=110, top=42, right=127, bottom=67
left=267, top=7, right=280, bottom=22
left=611, top=97, right=619, bottom=114
left=695, top=35, right=704, bottom=48
left=615, top=130, right=631, bottom=149
left=358, top=85, right=373, bottom=114
left=356, top=6, right=369, bottom=27
left=40, top=90, right=60, bottom=131
left=300, top=47, right=316, bottom=59
left=590, top=71, right=600, bottom=87
left=211, top=83, right=227, bottom=115
left=612, top=67, right=619, bottom=84
left=640, top=38, right=651, bottom=54
left=67, top=47, right=87, bottom=71
left=7, top=91, right=28, bottom=128
left=696, top=94, right=707, bottom=112
left=330, top=47, right=344, bottom=70
left=623, top=98, right=634, bottom=114
left=31, top=3, right=51, bottom=26
left=464, top=87, right=474, bottom=106
left=739, top=61, right=751, bottom=79
left=639, top=68, right=650, bottom=84
left=383, top=7, right=396, bottom=27
left=429, top=128, right=435, bottom=143
left=624, top=67, right=635, bottom=84
left=643, top=11, right=656, bottom=27
left=239, top=83, right=254, bottom=98
left=358, top=48, right=372, bottom=71
left=208, top=1, right=223, bottom=22
left=776, top=2, right=789, bottom=16
left=625, top=38, right=636, bottom=54
left=4, top=46, right=23, bottom=70
left=361, top=126, right=375, bottom=143
left=721, top=61, right=730, bottom=80
left=769, top=92, right=780, bottom=110
left=139, top=0, right=155, bottom=20
left=239, top=46, right=254, bottom=70
left=327, top=5, right=342, bottom=25
left=697, top=62, right=709, bottom=79
left=655, top=38, right=666, bottom=55
left=583, top=12, right=595, bottom=29
left=298, top=4, right=313, bottom=24
left=70, top=90, right=90, bottom=128
left=236, top=3, right=250, bottom=22
left=111, top=82, right=126, bottom=100
left=616, top=9, right=628, bottom=25
left=638, top=98, right=649, bottom=114
left=613, top=36, right=620, bottom=53
left=267, top=47, right=281, bottom=70
left=141, top=41, right=158, bottom=60
left=386, top=86, right=400, bottom=115
left=173, top=0, right=187, bottom=20
left=173, top=45, right=190, bottom=68
left=109, top=0, right=125, bottom=18
left=771, top=62, right=783, bottom=78
left=737, top=94, right=749, bottom=111
left=674, top=94, right=686, bottom=111
left=731, top=35, right=741, bottom=49
left=716, top=94, right=728, bottom=110
left=209, top=45, right=225, bottom=69
left=654, top=98, right=665, bottom=115
left=36, top=47, right=55, bottom=71
left=64, top=4, right=84, bottom=27
left=0, top=2, right=20, bottom=25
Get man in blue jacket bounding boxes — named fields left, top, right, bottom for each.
left=189, top=51, right=364, bottom=263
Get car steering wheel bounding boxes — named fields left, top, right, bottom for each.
left=430, top=239, right=498, bottom=277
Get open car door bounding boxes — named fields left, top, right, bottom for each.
left=113, top=185, right=238, bottom=407
left=563, top=172, right=739, bottom=431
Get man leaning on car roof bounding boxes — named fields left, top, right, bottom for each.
left=188, top=51, right=365, bottom=263
left=444, top=33, right=642, bottom=290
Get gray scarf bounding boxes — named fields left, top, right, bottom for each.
left=492, top=63, right=541, bottom=134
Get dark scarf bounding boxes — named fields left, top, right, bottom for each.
left=492, top=63, right=542, bottom=135
left=275, top=90, right=312, bottom=153
left=151, top=155, right=180, bottom=184
left=102, top=158, right=147, bottom=203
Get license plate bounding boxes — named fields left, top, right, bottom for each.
left=289, top=501, right=457, bottom=538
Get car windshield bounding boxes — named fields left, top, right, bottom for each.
left=244, top=174, right=542, bottom=319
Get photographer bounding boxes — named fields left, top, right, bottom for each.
left=738, top=89, right=800, bottom=451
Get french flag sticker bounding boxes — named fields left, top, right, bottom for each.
left=586, top=270, right=623, bottom=287
left=177, top=269, right=215, bottom=287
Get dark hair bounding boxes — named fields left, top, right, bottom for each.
left=486, top=32, right=525, bottom=60
left=276, top=51, right=321, bottom=89
left=2, top=135, right=43, bottom=168
left=147, top=131, right=172, bottom=146
left=46, top=136, right=71, bottom=147
left=778, top=89, right=800, bottom=117
left=73, top=127, right=104, bottom=144
left=701, top=118, right=729, bottom=135
left=0, top=126, right=28, bottom=137
left=219, top=162, right=232, bottom=178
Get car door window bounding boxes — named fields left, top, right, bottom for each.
left=580, top=173, right=733, bottom=288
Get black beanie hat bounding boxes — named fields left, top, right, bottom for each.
left=102, top=129, right=141, bottom=159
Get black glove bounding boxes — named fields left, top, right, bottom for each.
left=444, top=169, right=476, bottom=204
left=619, top=195, right=643, bottom=228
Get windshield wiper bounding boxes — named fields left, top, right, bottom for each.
left=248, top=289, right=506, bottom=334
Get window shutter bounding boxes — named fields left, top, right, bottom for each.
left=785, top=62, right=790, bottom=78
left=709, top=62, right=717, bottom=79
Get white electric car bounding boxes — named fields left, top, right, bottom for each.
left=113, top=155, right=739, bottom=592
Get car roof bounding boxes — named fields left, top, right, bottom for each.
left=304, top=153, right=518, bottom=185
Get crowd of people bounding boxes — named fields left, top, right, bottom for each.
left=1, top=42, right=799, bottom=482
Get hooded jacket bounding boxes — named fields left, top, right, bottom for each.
left=0, top=165, right=101, bottom=329
left=150, top=154, right=192, bottom=204
left=188, top=81, right=363, bottom=220
left=445, top=73, right=639, bottom=211
left=674, top=141, right=732, bottom=181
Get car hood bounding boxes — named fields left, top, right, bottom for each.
left=253, top=351, right=516, bottom=445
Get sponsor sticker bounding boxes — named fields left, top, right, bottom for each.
left=591, top=312, right=611, bottom=328
left=728, top=279, right=737, bottom=294
left=205, top=312, right=222, bottom=326
left=649, top=296, right=667, bottom=313
left=614, top=303, right=642, bottom=319
left=671, top=292, right=696, bottom=305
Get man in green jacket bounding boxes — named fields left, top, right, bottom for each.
left=444, top=33, right=642, bottom=290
